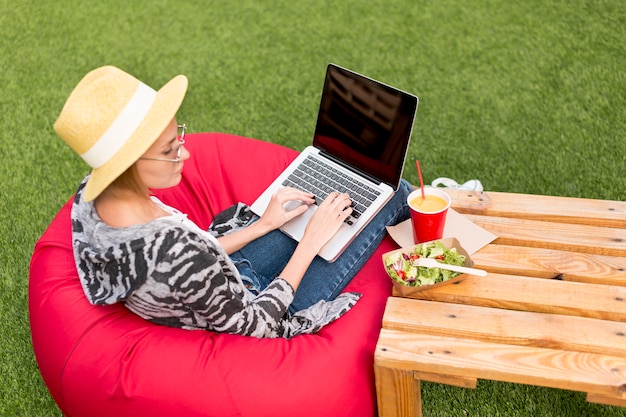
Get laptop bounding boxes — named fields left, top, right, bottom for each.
left=250, top=63, right=418, bottom=262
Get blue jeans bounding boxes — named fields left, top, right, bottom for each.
left=230, top=180, right=412, bottom=313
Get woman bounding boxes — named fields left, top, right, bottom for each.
left=55, top=65, right=411, bottom=338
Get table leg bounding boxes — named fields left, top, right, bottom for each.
left=375, top=365, right=423, bottom=417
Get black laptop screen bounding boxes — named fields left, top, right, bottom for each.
left=312, top=64, right=418, bottom=190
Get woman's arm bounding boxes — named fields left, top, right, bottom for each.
left=276, top=191, right=353, bottom=292
left=218, top=190, right=353, bottom=292
left=217, top=187, right=315, bottom=254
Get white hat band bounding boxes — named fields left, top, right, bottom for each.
left=80, top=82, right=157, bottom=168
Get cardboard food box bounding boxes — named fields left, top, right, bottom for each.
left=382, top=237, right=473, bottom=298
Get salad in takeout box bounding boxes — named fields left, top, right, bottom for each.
left=382, top=237, right=473, bottom=297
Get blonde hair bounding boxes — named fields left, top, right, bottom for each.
left=103, top=164, right=149, bottom=199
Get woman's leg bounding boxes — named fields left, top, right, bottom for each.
left=230, top=228, right=296, bottom=291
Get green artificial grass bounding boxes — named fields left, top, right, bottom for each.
left=1, top=0, right=624, bottom=416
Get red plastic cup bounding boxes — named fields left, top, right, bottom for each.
left=407, top=187, right=451, bottom=243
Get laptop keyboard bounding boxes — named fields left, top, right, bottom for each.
left=281, top=155, right=381, bottom=226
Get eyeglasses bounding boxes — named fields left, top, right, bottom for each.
left=139, top=124, right=186, bottom=163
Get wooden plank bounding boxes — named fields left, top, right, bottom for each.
left=464, top=214, right=626, bottom=257
left=382, top=298, right=626, bottom=357
left=587, top=393, right=626, bottom=408
left=471, top=244, right=626, bottom=286
left=413, top=371, right=477, bottom=389
left=375, top=365, right=422, bottom=417
left=376, top=329, right=626, bottom=402
left=446, top=189, right=626, bottom=229
left=397, top=274, right=626, bottom=322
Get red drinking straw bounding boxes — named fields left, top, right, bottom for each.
left=416, top=160, right=425, bottom=200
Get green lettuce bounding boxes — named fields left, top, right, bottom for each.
left=384, top=241, right=467, bottom=287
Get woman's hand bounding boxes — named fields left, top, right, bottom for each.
left=255, top=187, right=315, bottom=233
left=300, top=191, right=353, bottom=254
left=217, top=187, right=314, bottom=255
left=277, top=191, right=353, bottom=292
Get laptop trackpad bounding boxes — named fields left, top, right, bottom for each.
left=280, top=204, right=317, bottom=241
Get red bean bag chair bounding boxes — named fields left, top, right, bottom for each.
left=29, top=132, right=396, bottom=417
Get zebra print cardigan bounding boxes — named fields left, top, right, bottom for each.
left=70, top=178, right=360, bottom=338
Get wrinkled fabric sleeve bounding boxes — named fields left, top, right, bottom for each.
left=208, top=202, right=257, bottom=238
left=166, top=232, right=295, bottom=338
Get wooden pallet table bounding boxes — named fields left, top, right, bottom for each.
left=375, top=189, right=626, bottom=416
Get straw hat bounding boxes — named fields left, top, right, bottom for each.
left=54, top=65, right=188, bottom=201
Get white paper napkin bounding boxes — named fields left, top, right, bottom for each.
left=386, top=208, right=497, bottom=255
